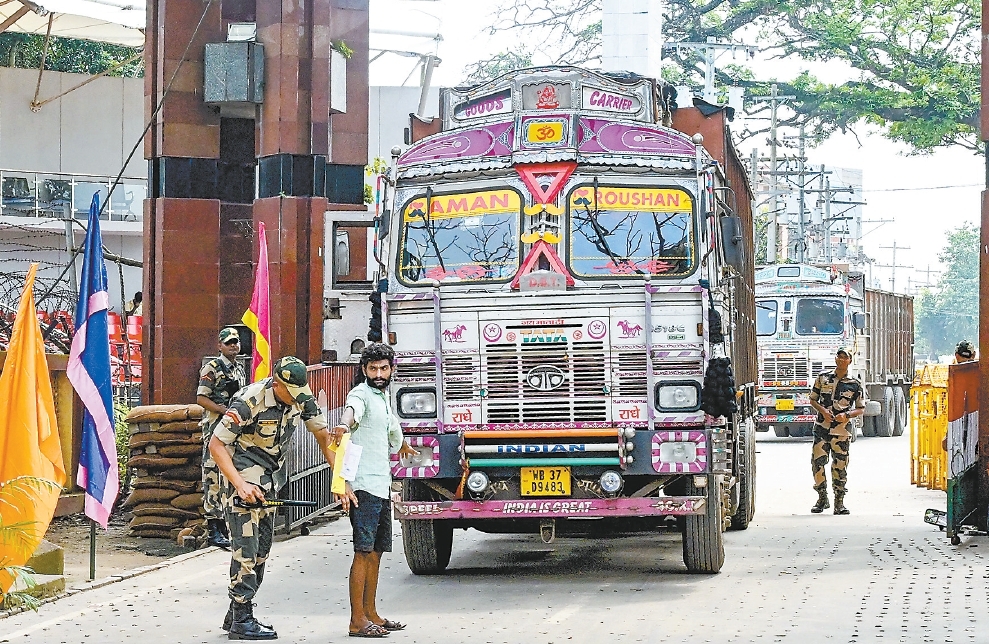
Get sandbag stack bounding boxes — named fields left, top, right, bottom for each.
left=123, top=405, right=206, bottom=540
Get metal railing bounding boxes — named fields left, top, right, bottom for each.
left=0, top=169, right=146, bottom=221
left=278, top=362, right=359, bottom=533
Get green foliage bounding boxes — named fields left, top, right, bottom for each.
left=114, top=401, right=131, bottom=493
left=0, top=476, right=61, bottom=611
left=332, top=40, right=354, bottom=60
left=913, top=223, right=979, bottom=358
left=476, top=0, right=981, bottom=153
left=364, top=157, right=388, bottom=205
left=0, top=33, right=143, bottom=77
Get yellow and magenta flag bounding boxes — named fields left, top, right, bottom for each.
left=243, top=221, right=271, bottom=382
left=0, top=264, right=66, bottom=595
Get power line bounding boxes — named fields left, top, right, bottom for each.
left=861, top=183, right=982, bottom=193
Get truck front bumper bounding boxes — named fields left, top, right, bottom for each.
left=756, top=414, right=816, bottom=424
left=394, top=495, right=706, bottom=520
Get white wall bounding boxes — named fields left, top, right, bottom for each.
left=0, top=67, right=145, bottom=178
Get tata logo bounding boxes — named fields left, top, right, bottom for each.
left=525, top=365, right=566, bottom=391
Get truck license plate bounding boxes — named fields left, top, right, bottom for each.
left=520, top=467, right=571, bottom=496
left=775, top=398, right=795, bottom=411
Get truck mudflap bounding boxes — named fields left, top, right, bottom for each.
left=394, top=495, right=706, bottom=520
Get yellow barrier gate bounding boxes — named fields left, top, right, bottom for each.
left=910, top=364, right=949, bottom=491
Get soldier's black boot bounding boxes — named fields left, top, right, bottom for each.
left=834, top=492, right=850, bottom=515
left=811, top=488, right=830, bottom=514
left=222, top=600, right=235, bottom=631
left=228, top=601, right=277, bottom=640
left=207, top=519, right=231, bottom=550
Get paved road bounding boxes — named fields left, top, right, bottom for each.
left=3, top=432, right=985, bottom=643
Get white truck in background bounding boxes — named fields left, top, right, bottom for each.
left=754, top=264, right=913, bottom=439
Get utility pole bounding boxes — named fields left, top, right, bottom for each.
left=915, top=264, right=942, bottom=289
left=797, top=124, right=806, bottom=262
left=876, top=241, right=914, bottom=293
left=663, top=38, right=757, bottom=103
left=751, top=84, right=795, bottom=264
left=805, top=175, right=858, bottom=264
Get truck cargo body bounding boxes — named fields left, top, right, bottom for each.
left=754, top=265, right=913, bottom=438
left=380, top=67, right=758, bottom=575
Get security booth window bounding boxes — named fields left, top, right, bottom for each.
left=756, top=300, right=778, bottom=336
left=397, top=188, right=522, bottom=284
left=795, top=298, right=844, bottom=335
left=567, top=185, right=695, bottom=278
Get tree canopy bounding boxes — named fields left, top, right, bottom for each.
left=470, top=0, right=980, bottom=154
left=0, top=33, right=143, bottom=77
left=913, top=223, right=979, bottom=359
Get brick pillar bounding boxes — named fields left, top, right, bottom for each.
left=143, top=0, right=224, bottom=404
left=253, top=0, right=369, bottom=365
left=144, top=0, right=368, bottom=402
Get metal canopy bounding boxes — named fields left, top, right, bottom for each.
left=0, top=0, right=144, bottom=47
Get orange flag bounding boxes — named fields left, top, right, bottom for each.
left=0, top=264, right=66, bottom=595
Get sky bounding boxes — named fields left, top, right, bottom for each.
left=369, top=0, right=983, bottom=295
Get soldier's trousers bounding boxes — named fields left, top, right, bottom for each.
left=812, top=429, right=850, bottom=495
left=201, top=421, right=223, bottom=520
left=224, top=504, right=275, bottom=603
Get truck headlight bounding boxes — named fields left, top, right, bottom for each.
left=397, top=388, right=437, bottom=418
left=655, top=381, right=701, bottom=411
left=659, top=441, right=698, bottom=464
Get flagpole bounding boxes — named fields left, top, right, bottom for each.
left=89, top=520, right=96, bottom=580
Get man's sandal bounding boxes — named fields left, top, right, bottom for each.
left=349, top=623, right=390, bottom=638
left=378, top=620, right=406, bottom=631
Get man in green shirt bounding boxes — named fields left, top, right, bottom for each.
left=332, top=343, right=417, bottom=639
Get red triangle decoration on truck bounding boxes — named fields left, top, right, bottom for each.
left=514, top=162, right=577, bottom=205
left=510, top=240, right=575, bottom=289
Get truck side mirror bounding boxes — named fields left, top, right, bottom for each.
left=852, top=312, right=866, bottom=330
left=720, top=215, right=745, bottom=271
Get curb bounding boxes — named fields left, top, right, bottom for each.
left=0, top=546, right=220, bottom=620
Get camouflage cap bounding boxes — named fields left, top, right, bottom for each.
left=219, top=327, right=240, bottom=343
left=955, top=340, right=975, bottom=359
left=272, top=356, right=315, bottom=403
left=835, top=347, right=852, bottom=358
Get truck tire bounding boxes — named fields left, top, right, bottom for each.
left=875, top=387, right=895, bottom=438
left=682, top=475, right=725, bottom=573
left=892, top=386, right=908, bottom=437
left=729, top=419, right=756, bottom=530
left=401, top=480, right=454, bottom=575
left=861, top=415, right=877, bottom=437
left=773, top=426, right=789, bottom=438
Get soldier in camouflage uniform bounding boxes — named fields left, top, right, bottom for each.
left=808, top=347, right=865, bottom=515
left=196, top=327, right=247, bottom=549
left=209, top=356, right=335, bottom=641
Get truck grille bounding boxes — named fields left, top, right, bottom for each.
left=761, top=355, right=809, bottom=381
left=615, top=350, right=647, bottom=397
left=444, top=355, right=478, bottom=401
left=484, top=341, right=608, bottom=423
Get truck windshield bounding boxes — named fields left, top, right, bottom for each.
left=795, top=298, right=844, bottom=335
left=567, top=185, right=695, bottom=277
left=756, top=300, right=778, bottom=336
left=398, top=188, right=522, bottom=284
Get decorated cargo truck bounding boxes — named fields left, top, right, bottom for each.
left=380, top=66, right=758, bottom=574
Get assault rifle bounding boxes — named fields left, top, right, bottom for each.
left=233, top=497, right=319, bottom=509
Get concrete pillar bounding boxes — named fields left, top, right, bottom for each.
left=602, top=0, right=663, bottom=78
